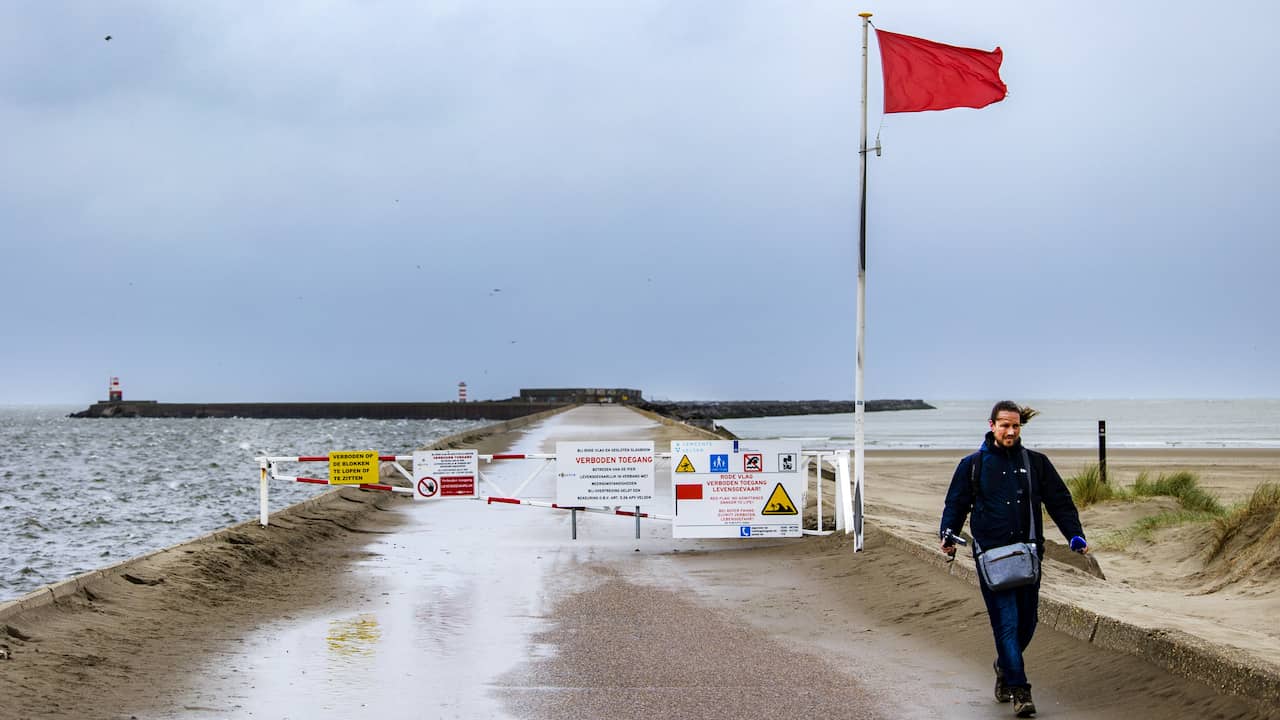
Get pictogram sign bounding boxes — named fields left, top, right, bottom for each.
left=709, top=454, right=729, bottom=473
left=671, top=439, right=804, bottom=538
left=761, top=483, right=798, bottom=515
left=417, top=477, right=438, bottom=497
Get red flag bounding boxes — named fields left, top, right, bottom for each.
left=875, top=29, right=1007, bottom=113
left=675, top=484, right=703, bottom=500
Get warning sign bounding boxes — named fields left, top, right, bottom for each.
left=413, top=450, right=479, bottom=499
left=329, top=451, right=379, bottom=485
left=761, top=483, right=798, bottom=515
left=670, top=439, right=804, bottom=539
left=556, top=441, right=656, bottom=506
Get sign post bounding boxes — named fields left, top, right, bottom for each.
left=328, top=451, right=378, bottom=485
left=671, top=440, right=805, bottom=539
left=413, top=450, right=479, bottom=499
left=555, top=441, right=656, bottom=507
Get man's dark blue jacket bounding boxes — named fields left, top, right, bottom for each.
left=940, top=432, right=1084, bottom=554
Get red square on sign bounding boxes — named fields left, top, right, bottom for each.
left=743, top=453, right=763, bottom=472
left=675, top=484, right=703, bottom=500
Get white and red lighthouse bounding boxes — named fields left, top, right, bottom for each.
left=108, top=376, right=123, bottom=402
left=458, top=381, right=467, bottom=403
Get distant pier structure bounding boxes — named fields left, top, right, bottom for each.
left=70, top=385, right=930, bottom=422
left=518, top=387, right=642, bottom=404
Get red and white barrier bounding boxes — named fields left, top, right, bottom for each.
left=255, top=449, right=859, bottom=548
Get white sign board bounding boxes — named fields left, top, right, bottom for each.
left=671, top=439, right=804, bottom=538
left=555, top=441, right=655, bottom=507
left=413, top=450, right=479, bottom=499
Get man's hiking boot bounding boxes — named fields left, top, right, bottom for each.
left=993, top=659, right=1012, bottom=703
left=1011, top=686, right=1037, bottom=717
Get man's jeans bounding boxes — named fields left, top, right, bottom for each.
left=978, top=572, right=1041, bottom=689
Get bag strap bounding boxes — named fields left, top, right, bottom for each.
left=1022, top=448, right=1036, bottom=543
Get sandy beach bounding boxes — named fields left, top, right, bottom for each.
left=865, top=447, right=1280, bottom=671
left=1, top=407, right=1277, bottom=719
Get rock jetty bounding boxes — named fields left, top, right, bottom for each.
left=638, top=399, right=933, bottom=422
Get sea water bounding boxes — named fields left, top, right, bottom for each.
left=715, top=399, right=1280, bottom=450
left=0, top=406, right=486, bottom=602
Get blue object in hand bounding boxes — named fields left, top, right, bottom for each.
left=1070, top=535, right=1088, bottom=553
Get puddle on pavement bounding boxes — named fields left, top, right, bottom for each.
left=326, top=613, right=381, bottom=663
left=175, top=407, right=680, bottom=719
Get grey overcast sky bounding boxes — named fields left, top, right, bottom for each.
left=2, top=1, right=1277, bottom=404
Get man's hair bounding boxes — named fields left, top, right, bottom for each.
left=990, top=400, right=1040, bottom=425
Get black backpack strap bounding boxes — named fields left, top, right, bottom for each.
left=968, top=451, right=983, bottom=505
left=967, top=451, right=984, bottom=553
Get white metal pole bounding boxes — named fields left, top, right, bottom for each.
left=259, top=459, right=270, bottom=527
left=815, top=455, right=823, bottom=532
left=854, top=11, right=872, bottom=550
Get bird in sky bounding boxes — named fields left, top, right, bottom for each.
left=104, top=35, right=112, bottom=41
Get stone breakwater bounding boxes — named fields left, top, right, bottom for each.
left=68, top=401, right=569, bottom=420
left=638, top=399, right=933, bottom=423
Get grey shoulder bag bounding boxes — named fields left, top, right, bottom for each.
left=971, top=449, right=1041, bottom=591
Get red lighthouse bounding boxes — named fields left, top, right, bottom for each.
left=108, top=376, right=123, bottom=402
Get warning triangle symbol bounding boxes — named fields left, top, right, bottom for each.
left=675, top=454, right=696, bottom=473
left=760, top=483, right=798, bottom=515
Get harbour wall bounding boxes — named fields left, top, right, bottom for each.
left=69, top=401, right=569, bottom=420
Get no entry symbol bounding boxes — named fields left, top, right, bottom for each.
left=417, top=476, right=438, bottom=498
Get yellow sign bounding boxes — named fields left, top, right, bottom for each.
left=675, top=454, right=696, bottom=473
left=329, top=450, right=379, bottom=485
left=761, top=483, right=798, bottom=515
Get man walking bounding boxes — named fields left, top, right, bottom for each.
left=939, top=401, right=1089, bottom=717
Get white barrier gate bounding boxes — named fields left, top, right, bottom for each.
left=255, top=448, right=863, bottom=551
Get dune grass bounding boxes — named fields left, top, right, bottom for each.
left=1130, top=470, right=1225, bottom=514
left=1070, top=467, right=1228, bottom=550
left=1065, top=464, right=1119, bottom=507
left=1096, top=508, right=1223, bottom=550
left=1205, top=482, right=1280, bottom=563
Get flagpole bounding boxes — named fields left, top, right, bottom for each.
left=854, top=11, right=871, bottom=549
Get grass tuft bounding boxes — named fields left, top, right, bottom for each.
left=1206, top=482, right=1280, bottom=563
left=1066, top=464, right=1119, bottom=507
left=1131, top=470, right=1224, bottom=514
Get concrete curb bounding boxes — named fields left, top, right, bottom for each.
left=872, top=524, right=1280, bottom=709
